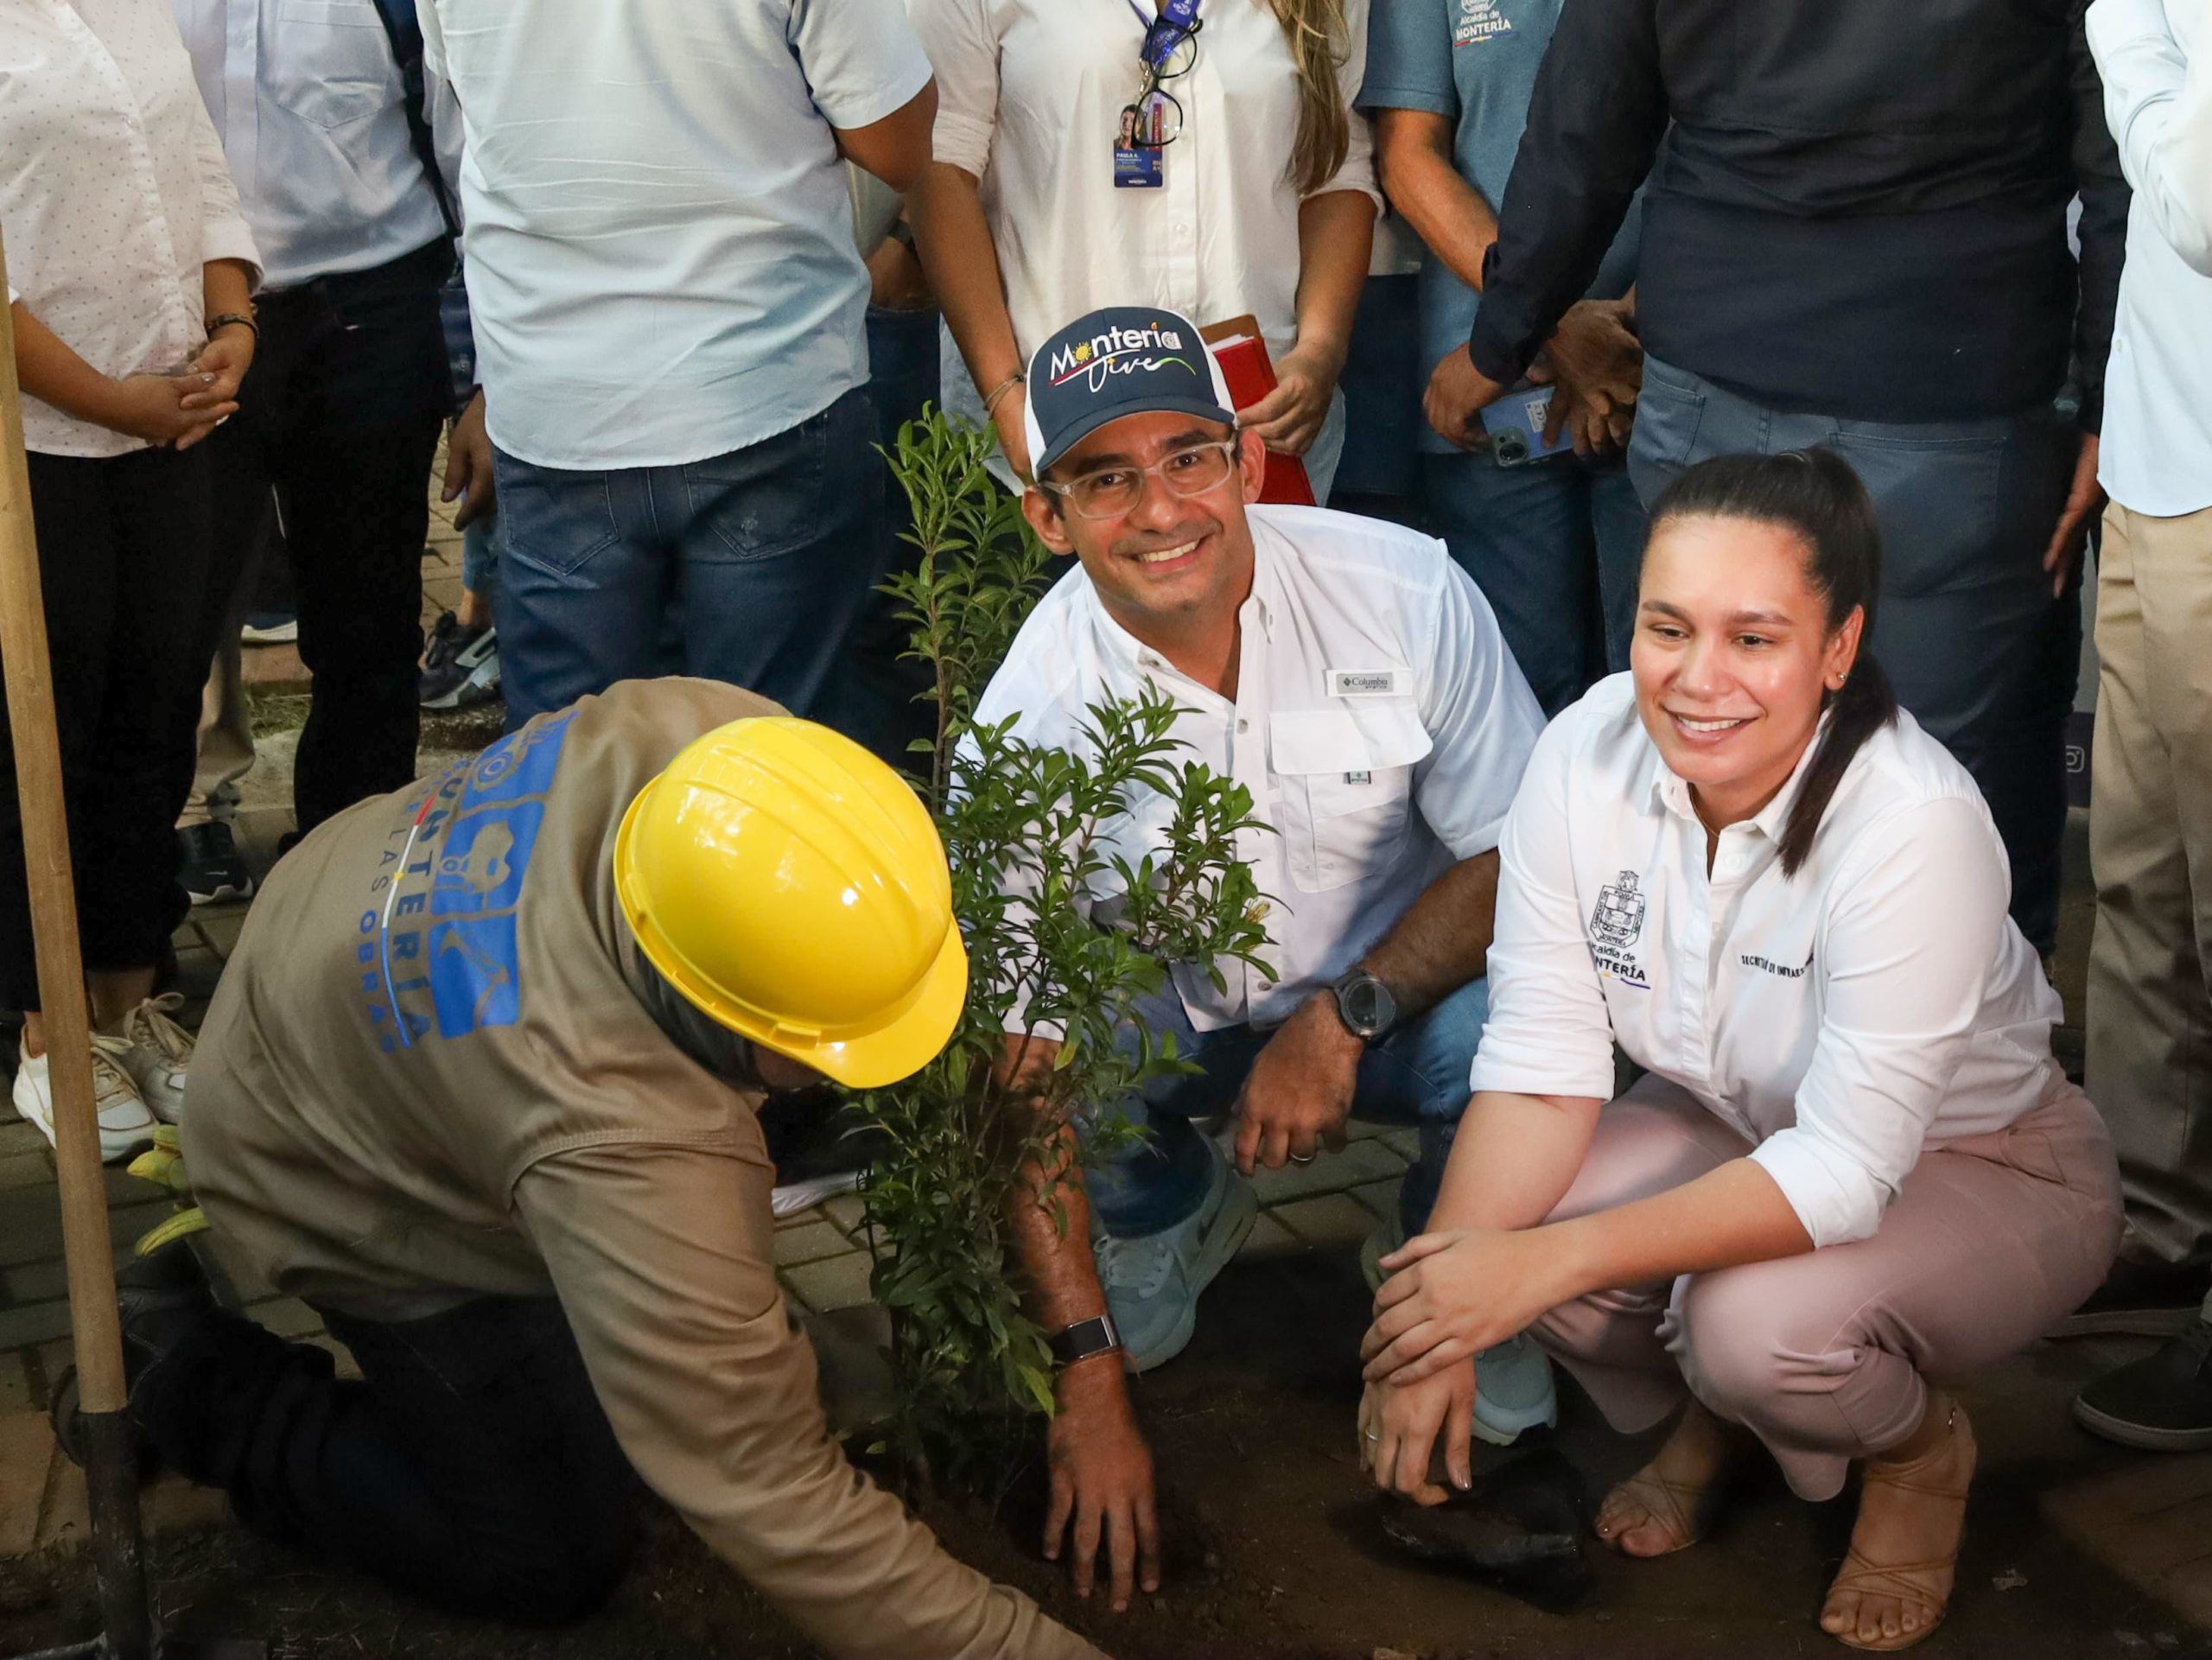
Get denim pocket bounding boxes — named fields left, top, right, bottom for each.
left=491, top=454, right=622, bottom=580
left=1823, top=423, right=2011, bottom=600
left=1626, top=358, right=1708, bottom=501
left=684, top=394, right=862, bottom=562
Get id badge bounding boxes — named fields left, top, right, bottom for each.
left=1114, top=142, right=1164, bottom=188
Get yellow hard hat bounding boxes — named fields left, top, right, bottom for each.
left=613, top=717, right=966, bottom=1090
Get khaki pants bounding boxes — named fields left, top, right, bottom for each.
left=2087, top=501, right=2212, bottom=1268
left=1530, top=1075, right=2119, bottom=1501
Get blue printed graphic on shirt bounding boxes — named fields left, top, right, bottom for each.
left=353, top=711, right=576, bottom=1052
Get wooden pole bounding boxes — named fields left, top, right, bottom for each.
left=0, top=232, right=156, bottom=1660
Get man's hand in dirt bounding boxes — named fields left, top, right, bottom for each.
left=1045, top=1356, right=1160, bottom=1612
left=1232, top=994, right=1361, bottom=1174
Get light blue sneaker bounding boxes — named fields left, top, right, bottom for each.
left=1094, top=1135, right=1259, bottom=1372
left=1363, top=1217, right=1559, bottom=1447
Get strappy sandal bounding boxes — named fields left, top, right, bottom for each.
left=1823, top=1403, right=1978, bottom=1651
left=1594, top=1466, right=1720, bottom=1557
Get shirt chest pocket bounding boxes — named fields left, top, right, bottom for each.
left=1269, top=703, right=1432, bottom=893
left=273, top=0, right=397, bottom=131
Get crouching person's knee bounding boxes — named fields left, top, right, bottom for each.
left=1669, top=1265, right=1812, bottom=1428
left=452, top=1514, right=636, bottom=1626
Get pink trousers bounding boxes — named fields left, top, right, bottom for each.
left=1531, top=1073, right=2122, bottom=1499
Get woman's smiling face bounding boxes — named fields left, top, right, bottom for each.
left=1630, top=513, right=1862, bottom=829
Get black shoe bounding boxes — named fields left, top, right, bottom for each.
left=176, top=822, right=254, bottom=906
left=2074, top=1319, right=2212, bottom=1451
left=50, top=1237, right=219, bottom=1472
left=2047, top=1256, right=2208, bottom=1339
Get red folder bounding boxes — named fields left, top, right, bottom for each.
left=1201, top=315, right=1317, bottom=507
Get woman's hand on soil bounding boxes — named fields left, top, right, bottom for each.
left=1362, top=1225, right=1565, bottom=1386
left=1359, top=1364, right=1476, bottom=1504
left=1045, top=1358, right=1161, bottom=1612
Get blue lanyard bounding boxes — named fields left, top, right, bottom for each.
left=1127, top=0, right=1201, bottom=70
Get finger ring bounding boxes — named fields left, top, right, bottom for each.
left=1364, top=1430, right=1382, bottom=1441
left=1289, top=1152, right=1317, bottom=1165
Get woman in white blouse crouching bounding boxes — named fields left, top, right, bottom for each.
left=1356, top=448, right=2120, bottom=1652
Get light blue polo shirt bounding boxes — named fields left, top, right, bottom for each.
left=1358, top=0, right=1643, bottom=454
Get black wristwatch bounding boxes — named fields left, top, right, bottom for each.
left=1047, top=1313, right=1122, bottom=1368
left=1331, top=968, right=1400, bottom=1044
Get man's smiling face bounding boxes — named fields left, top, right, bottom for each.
left=1021, top=411, right=1268, bottom=639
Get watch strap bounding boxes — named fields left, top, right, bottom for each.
left=1047, top=1313, right=1122, bottom=1367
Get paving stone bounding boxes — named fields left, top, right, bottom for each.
left=0, top=1351, right=30, bottom=1415
left=0, top=1410, right=55, bottom=1560
left=3, top=1258, right=73, bottom=1306
left=771, top=1220, right=852, bottom=1268
left=0, top=1122, right=48, bottom=1156
left=143, top=1473, right=231, bottom=1539
left=1269, top=1193, right=1381, bottom=1250
left=105, top=1163, right=163, bottom=1206
left=2043, top=1450, right=2212, bottom=1628
left=0, top=1153, right=50, bottom=1193
left=0, top=1186, right=60, bottom=1269
left=780, top=1250, right=877, bottom=1315
left=170, top=946, right=225, bottom=1002
left=246, top=1298, right=324, bottom=1339
left=1374, top=1126, right=1422, bottom=1164
left=821, top=1193, right=871, bottom=1241
left=1233, top=1211, right=1303, bottom=1260
left=193, top=906, right=248, bottom=957
left=1249, top=1136, right=1408, bottom=1206
left=37, top=1453, right=88, bottom=1554
left=0, top=1301, right=74, bottom=1351
left=1347, top=1178, right=1404, bottom=1224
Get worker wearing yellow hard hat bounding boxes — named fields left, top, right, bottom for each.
left=72, top=679, right=1103, bottom=1660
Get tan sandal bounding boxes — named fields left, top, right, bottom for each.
left=1823, top=1403, right=1977, bottom=1651
left=1594, top=1466, right=1719, bottom=1557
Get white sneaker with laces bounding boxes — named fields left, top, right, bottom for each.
left=118, top=994, right=194, bottom=1124
left=12, top=1036, right=157, bottom=1162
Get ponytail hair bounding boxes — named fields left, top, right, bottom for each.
left=1645, top=448, right=1900, bottom=878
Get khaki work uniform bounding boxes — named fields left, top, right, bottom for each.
left=187, top=677, right=1100, bottom=1660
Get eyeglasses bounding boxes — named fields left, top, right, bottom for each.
left=1122, top=16, right=1200, bottom=149
left=1040, top=438, right=1240, bottom=520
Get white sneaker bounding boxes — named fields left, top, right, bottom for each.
left=117, top=995, right=194, bottom=1124
left=13, top=1036, right=157, bottom=1162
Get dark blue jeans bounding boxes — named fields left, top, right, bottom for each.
left=1421, top=448, right=1649, bottom=716
left=1626, top=357, right=2080, bottom=954
left=491, top=387, right=884, bottom=729
left=1085, top=978, right=1491, bottom=1240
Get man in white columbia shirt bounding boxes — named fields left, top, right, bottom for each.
left=416, top=0, right=936, bottom=737
left=980, top=306, right=1549, bottom=1612
left=170, top=0, right=471, bottom=874
left=2064, top=0, right=2212, bottom=1452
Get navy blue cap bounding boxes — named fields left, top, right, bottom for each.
left=1022, top=307, right=1236, bottom=477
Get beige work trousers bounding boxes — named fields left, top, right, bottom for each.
left=1530, top=1074, right=2120, bottom=1500
left=2088, top=501, right=2212, bottom=1268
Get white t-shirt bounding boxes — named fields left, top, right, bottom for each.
left=2089, top=0, right=2212, bottom=515
left=169, top=0, right=461, bottom=289
left=1470, top=675, right=2066, bottom=1250
left=912, top=0, right=1382, bottom=436
left=418, top=0, right=931, bottom=470
left=2, top=0, right=261, bottom=459
left=974, top=505, right=1543, bottom=1032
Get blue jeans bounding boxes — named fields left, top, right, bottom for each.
left=1421, top=449, right=1649, bottom=717
left=460, top=517, right=499, bottom=607
left=1626, top=357, right=2080, bottom=955
left=1085, top=977, right=1491, bottom=1240
left=1333, top=275, right=1425, bottom=510
left=490, top=386, right=884, bottom=730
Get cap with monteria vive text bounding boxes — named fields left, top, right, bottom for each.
left=1022, top=306, right=1237, bottom=477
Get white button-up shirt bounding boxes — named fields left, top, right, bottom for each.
left=2090, top=0, right=2212, bottom=516
left=2, top=0, right=260, bottom=459
left=1470, top=676, right=2065, bottom=1250
left=912, top=0, right=1382, bottom=432
left=416, top=0, right=932, bottom=471
left=975, top=505, right=1543, bottom=1031
left=168, top=0, right=459, bottom=291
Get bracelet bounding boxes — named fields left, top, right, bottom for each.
left=981, top=371, right=1026, bottom=417
left=205, top=311, right=259, bottom=342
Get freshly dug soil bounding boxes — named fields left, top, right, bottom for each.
left=0, top=1250, right=2200, bottom=1660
